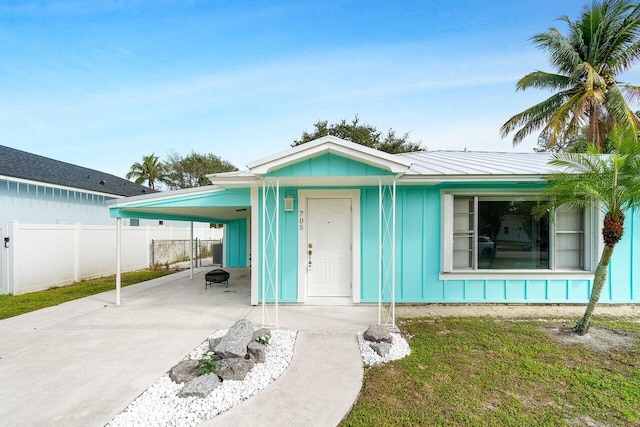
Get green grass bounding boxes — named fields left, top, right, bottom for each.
left=343, top=317, right=640, bottom=426
left=0, top=269, right=175, bottom=319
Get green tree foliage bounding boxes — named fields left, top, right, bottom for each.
left=125, top=153, right=169, bottom=190
left=501, top=0, right=640, bottom=152
left=164, top=151, right=237, bottom=190
left=537, top=125, right=640, bottom=334
left=293, top=116, right=424, bottom=154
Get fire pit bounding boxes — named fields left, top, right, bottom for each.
left=205, top=268, right=230, bottom=288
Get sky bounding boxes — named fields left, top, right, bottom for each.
left=2, top=0, right=639, bottom=178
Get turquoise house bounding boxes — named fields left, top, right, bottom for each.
left=108, top=136, right=640, bottom=312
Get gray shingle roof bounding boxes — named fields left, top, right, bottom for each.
left=0, top=145, right=156, bottom=197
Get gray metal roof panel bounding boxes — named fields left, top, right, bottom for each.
left=398, top=151, right=554, bottom=176
left=0, top=145, right=156, bottom=197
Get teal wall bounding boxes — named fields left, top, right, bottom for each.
left=266, top=153, right=394, bottom=177
left=358, top=187, right=639, bottom=304
left=225, top=218, right=248, bottom=267
left=254, top=179, right=639, bottom=304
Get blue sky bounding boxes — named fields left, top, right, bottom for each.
left=2, top=0, right=638, bottom=178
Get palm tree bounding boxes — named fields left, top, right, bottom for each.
left=501, top=0, right=640, bottom=152
left=539, top=125, right=640, bottom=335
left=126, top=153, right=168, bottom=190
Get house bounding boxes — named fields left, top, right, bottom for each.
left=0, top=144, right=155, bottom=226
left=107, top=136, right=640, bottom=318
left=0, top=145, right=222, bottom=295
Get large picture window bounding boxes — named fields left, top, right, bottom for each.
left=445, top=194, right=589, bottom=272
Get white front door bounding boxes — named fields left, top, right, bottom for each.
left=306, top=198, right=352, bottom=298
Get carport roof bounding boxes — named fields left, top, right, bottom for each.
left=107, top=186, right=251, bottom=223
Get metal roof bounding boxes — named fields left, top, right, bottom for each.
left=0, top=145, right=155, bottom=197
left=399, top=151, right=555, bottom=177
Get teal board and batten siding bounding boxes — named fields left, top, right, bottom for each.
left=358, top=187, right=640, bottom=304
left=265, top=153, right=394, bottom=177
left=225, top=218, right=248, bottom=267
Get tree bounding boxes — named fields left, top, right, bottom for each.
left=164, top=151, right=237, bottom=190
left=293, top=116, right=424, bottom=154
left=125, top=153, right=169, bottom=190
left=538, top=125, right=640, bottom=335
left=501, top=0, right=640, bottom=152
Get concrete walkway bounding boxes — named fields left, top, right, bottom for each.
left=0, top=268, right=373, bottom=427
left=205, top=331, right=363, bottom=427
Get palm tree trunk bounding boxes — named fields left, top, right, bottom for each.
left=573, top=244, right=615, bottom=335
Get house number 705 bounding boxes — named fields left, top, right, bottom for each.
left=299, top=210, right=304, bottom=231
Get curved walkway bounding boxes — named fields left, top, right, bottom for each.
left=205, top=330, right=363, bottom=427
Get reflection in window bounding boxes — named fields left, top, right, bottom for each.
left=449, top=195, right=585, bottom=271
left=477, top=200, right=549, bottom=270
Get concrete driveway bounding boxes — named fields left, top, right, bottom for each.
left=0, top=268, right=377, bottom=427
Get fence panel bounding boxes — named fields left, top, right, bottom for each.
left=4, top=223, right=223, bottom=295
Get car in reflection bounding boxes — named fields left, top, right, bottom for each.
left=479, top=236, right=494, bottom=259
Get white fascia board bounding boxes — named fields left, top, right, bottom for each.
left=0, top=174, right=125, bottom=198
left=106, top=184, right=224, bottom=207
left=205, top=175, right=261, bottom=187
left=247, top=136, right=412, bottom=175
left=397, top=174, right=547, bottom=184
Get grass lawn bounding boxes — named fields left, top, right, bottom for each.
left=343, top=317, right=640, bottom=426
left=0, top=269, right=176, bottom=319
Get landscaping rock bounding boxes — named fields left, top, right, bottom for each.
left=252, top=328, right=272, bottom=342
left=213, top=319, right=255, bottom=359
left=208, top=337, right=222, bottom=353
left=216, top=358, right=255, bottom=381
left=169, top=360, right=200, bottom=384
left=369, top=341, right=392, bottom=357
left=178, top=374, right=221, bottom=398
left=247, top=341, right=267, bottom=363
left=364, top=325, right=392, bottom=343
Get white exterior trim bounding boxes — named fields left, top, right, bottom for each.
left=297, top=189, right=361, bottom=304
left=247, top=136, right=411, bottom=175
left=0, top=175, right=127, bottom=199
left=250, top=186, right=259, bottom=305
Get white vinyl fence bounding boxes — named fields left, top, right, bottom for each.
left=0, top=221, right=222, bottom=295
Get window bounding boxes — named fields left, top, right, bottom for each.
left=444, top=194, right=589, bottom=272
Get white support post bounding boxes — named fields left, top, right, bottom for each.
left=391, top=179, right=396, bottom=328
left=378, top=178, right=383, bottom=325
left=190, top=221, right=194, bottom=279
left=116, top=217, right=122, bottom=306
left=275, top=181, right=279, bottom=328
left=261, top=178, right=280, bottom=328
left=378, top=177, right=396, bottom=327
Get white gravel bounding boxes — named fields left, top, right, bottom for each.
left=357, top=331, right=411, bottom=366
left=107, top=328, right=410, bottom=427
left=107, top=329, right=297, bottom=427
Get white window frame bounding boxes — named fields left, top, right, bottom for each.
left=440, top=190, right=597, bottom=280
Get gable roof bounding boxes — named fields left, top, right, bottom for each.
left=246, top=135, right=413, bottom=175
left=0, top=145, right=155, bottom=197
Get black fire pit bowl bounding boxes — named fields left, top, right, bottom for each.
left=205, top=269, right=230, bottom=288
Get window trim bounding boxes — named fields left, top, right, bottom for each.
left=441, top=189, right=596, bottom=278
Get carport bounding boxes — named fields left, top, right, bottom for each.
left=107, top=184, right=253, bottom=305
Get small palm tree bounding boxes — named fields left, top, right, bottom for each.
left=539, top=125, right=640, bottom=335
left=126, top=153, right=168, bottom=190
left=501, top=0, right=640, bottom=152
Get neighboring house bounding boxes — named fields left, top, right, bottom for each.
left=0, top=145, right=222, bottom=295
left=0, top=144, right=154, bottom=226
left=108, top=136, right=640, bottom=308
